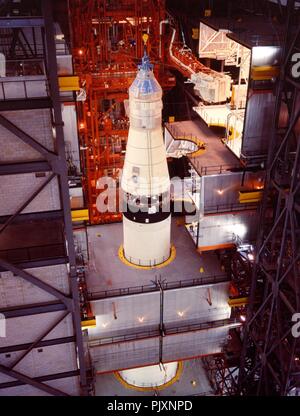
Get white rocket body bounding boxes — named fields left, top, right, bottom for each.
left=119, top=362, right=179, bottom=388
left=121, top=53, right=171, bottom=266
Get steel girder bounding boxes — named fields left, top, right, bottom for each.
left=0, top=369, right=80, bottom=390
left=0, top=335, right=76, bottom=354
left=237, top=0, right=300, bottom=396
left=42, top=0, right=88, bottom=393
left=0, top=364, right=69, bottom=396
left=203, top=354, right=239, bottom=396
left=0, top=301, right=66, bottom=318
left=0, top=1, right=88, bottom=396
left=0, top=18, right=44, bottom=28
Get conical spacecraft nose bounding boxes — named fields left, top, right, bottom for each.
left=129, top=52, right=162, bottom=99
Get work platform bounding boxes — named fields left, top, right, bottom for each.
left=84, top=218, right=234, bottom=374
left=86, top=218, right=227, bottom=294
left=200, top=15, right=284, bottom=48
left=165, top=119, right=261, bottom=251
left=165, top=119, right=240, bottom=176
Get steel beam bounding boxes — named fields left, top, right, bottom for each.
left=0, top=370, right=79, bottom=390
left=0, top=301, right=66, bottom=318
left=0, top=336, right=75, bottom=354
left=0, top=114, right=56, bottom=162
left=0, top=1, right=87, bottom=397
left=0, top=18, right=44, bottom=28
left=10, top=311, right=70, bottom=369
left=0, top=364, right=69, bottom=396
left=0, top=257, right=68, bottom=272
left=0, top=210, right=64, bottom=224
left=0, top=364, right=70, bottom=396
left=0, top=98, right=51, bottom=111
left=0, top=173, right=56, bottom=234
left=0, top=161, right=51, bottom=175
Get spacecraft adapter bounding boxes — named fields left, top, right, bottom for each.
left=121, top=52, right=171, bottom=266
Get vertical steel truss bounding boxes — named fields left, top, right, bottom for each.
left=203, top=354, right=238, bottom=396
left=0, top=1, right=88, bottom=396
left=237, top=0, right=300, bottom=396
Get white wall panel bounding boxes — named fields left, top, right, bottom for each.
left=0, top=172, right=61, bottom=215
left=89, top=282, right=230, bottom=339
left=0, top=264, right=70, bottom=307
left=197, top=210, right=258, bottom=248
left=0, top=109, right=54, bottom=163
left=0, top=375, right=80, bottom=396
left=91, top=337, right=160, bottom=373
left=0, top=312, right=74, bottom=348
left=162, top=326, right=230, bottom=362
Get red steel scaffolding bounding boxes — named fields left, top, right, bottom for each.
left=69, top=0, right=175, bottom=223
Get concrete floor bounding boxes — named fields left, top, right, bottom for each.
left=86, top=218, right=226, bottom=294
left=95, top=358, right=214, bottom=396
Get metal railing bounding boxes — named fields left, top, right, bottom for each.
left=0, top=242, right=66, bottom=264
left=4, top=58, right=45, bottom=76
left=0, top=41, right=69, bottom=59
left=204, top=202, right=258, bottom=214
left=165, top=318, right=240, bottom=336
left=89, top=328, right=159, bottom=347
left=89, top=318, right=240, bottom=347
left=88, top=273, right=229, bottom=300
left=165, top=122, right=202, bottom=144
left=188, top=159, right=242, bottom=176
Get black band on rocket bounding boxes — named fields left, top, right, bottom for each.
left=123, top=210, right=171, bottom=224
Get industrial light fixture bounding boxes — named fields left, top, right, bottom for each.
left=138, top=316, right=145, bottom=323
left=177, top=311, right=184, bottom=317
left=191, top=380, right=197, bottom=386
left=252, top=46, right=278, bottom=66
left=231, top=223, right=247, bottom=238
left=102, top=322, right=108, bottom=328
left=247, top=253, right=255, bottom=261
left=78, top=49, right=83, bottom=55
left=240, top=314, right=246, bottom=322
left=217, top=189, right=224, bottom=195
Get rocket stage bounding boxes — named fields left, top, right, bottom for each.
left=94, top=358, right=213, bottom=396
left=85, top=217, right=227, bottom=295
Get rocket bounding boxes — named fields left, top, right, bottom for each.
left=121, top=52, right=171, bottom=267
